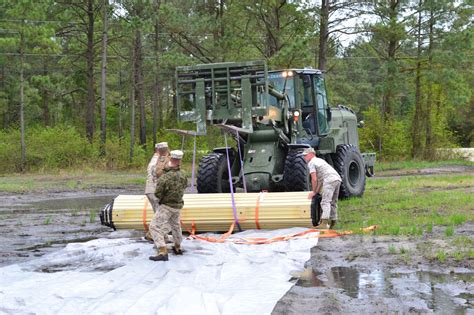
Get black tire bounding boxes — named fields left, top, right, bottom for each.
left=332, top=144, right=366, bottom=198
left=283, top=151, right=310, bottom=191
left=365, top=165, right=375, bottom=177
left=197, top=152, right=233, bottom=193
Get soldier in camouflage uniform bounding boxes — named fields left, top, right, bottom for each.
left=149, top=150, right=188, bottom=262
left=145, top=142, right=170, bottom=212
left=144, top=142, right=170, bottom=241
left=302, top=148, right=342, bottom=229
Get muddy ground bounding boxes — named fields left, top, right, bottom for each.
left=273, top=225, right=473, bottom=314
left=0, top=165, right=472, bottom=314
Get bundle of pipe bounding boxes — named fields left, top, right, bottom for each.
left=100, top=192, right=314, bottom=232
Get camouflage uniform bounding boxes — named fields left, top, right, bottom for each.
left=145, top=154, right=170, bottom=212
left=308, top=157, right=342, bottom=221
left=149, top=166, right=188, bottom=249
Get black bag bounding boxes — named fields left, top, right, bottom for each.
left=311, top=193, right=323, bottom=227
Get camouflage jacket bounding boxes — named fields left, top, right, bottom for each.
left=155, top=166, right=188, bottom=209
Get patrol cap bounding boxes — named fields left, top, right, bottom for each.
left=170, top=150, right=184, bottom=160
left=301, top=148, right=315, bottom=156
left=155, top=142, right=168, bottom=149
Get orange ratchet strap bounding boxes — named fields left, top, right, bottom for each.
left=254, top=191, right=267, bottom=230
left=143, top=198, right=149, bottom=232
left=179, top=220, right=377, bottom=245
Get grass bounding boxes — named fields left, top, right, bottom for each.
left=399, top=247, right=409, bottom=254
left=338, top=172, right=474, bottom=236
left=43, top=216, right=52, bottom=225
left=388, top=245, right=397, bottom=254
left=445, top=226, right=454, bottom=237
left=436, top=250, right=447, bottom=263
left=89, top=210, right=96, bottom=223
left=0, top=170, right=145, bottom=193
left=426, top=223, right=433, bottom=233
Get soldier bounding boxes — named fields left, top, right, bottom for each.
left=145, top=142, right=170, bottom=212
left=144, top=142, right=170, bottom=241
left=149, top=150, right=188, bottom=262
left=302, top=148, right=342, bottom=229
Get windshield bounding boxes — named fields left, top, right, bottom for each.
left=266, top=72, right=295, bottom=108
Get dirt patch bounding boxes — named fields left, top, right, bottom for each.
left=0, top=191, right=141, bottom=267
left=273, top=224, right=473, bottom=314
left=376, top=165, right=474, bottom=178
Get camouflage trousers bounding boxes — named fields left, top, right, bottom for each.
left=145, top=193, right=160, bottom=213
left=149, top=204, right=183, bottom=248
left=321, top=180, right=341, bottom=220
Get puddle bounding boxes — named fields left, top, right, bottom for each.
left=0, top=195, right=120, bottom=267
left=295, top=266, right=473, bottom=313
left=0, top=195, right=115, bottom=213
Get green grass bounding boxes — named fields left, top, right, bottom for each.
left=450, top=214, right=466, bottom=225
left=43, top=216, right=52, bottom=225
left=436, top=250, right=447, bottom=262
left=338, top=173, right=474, bottom=236
left=388, top=245, right=397, bottom=254
left=399, top=247, right=409, bottom=254
left=445, top=226, right=454, bottom=237
left=0, top=170, right=145, bottom=193
left=89, top=210, right=96, bottom=223
left=426, top=223, right=433, bottom=233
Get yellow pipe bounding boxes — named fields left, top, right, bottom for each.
left=100, top=192, right=314, bottom=232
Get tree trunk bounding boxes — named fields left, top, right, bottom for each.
left=19, top=30, right=26, bottom=172
left=86, top=0, right=95, bottom=143
left=129, top=49, right=136, bottom=162
left=100, top=0, right=108, bottom=156
left=424, top=7, right=434, bottom=159
left=412, top=0, right=423, bottom=158
left=118, top=69, right=123, bottom=141
left=134, top=29, right=146, bottom=147
left=152, top=0, right=161, bottom=146
left=1, top=63, right=7, bottom=129
left=382, top=0, right=400, bottom=121
left=219, top=0, right=225, bottom=61
left=42, top=59, right=50, bottom=126
left=318, top=0, right=329, bottom=70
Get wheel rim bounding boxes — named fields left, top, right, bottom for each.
left=348, top=161, right=360, bottom=187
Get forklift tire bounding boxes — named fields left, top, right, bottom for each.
left=332, top=144, right=366, bottom=198
left=283, top=151, right=310, bottom=191
left=197, top=152, right=233, bottom=193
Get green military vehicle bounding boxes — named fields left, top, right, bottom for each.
left=175, top=61, right=375, bottom=198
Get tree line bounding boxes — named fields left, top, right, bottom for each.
left=0, top=0, right=472, bottom=172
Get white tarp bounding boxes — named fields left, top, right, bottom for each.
left=0, top=228, right=318, bottom=315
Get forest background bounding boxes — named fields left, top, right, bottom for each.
left=0, top=0, right=472, bottom=173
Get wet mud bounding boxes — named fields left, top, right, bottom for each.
left=274, top=230, right=473, bottom=314
left=0, top=192, right=140, bottom=267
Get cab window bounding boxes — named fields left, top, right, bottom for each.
left=267, top=72, right=295, bottom=108
left=314, top=77, right=329, bottom=134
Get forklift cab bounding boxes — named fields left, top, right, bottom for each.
left=267, top=69, right=331, bottom=138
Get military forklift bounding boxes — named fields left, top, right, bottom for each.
left=175, top=60, right=375, bottom=198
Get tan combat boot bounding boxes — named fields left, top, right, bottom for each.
left=315, top=219, right=330, bottom=229
left=149, top=246, right=169, bottom=261
left=172, top=243, right=183, bottom=255
left=329, top=220, right=337, bottom=229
